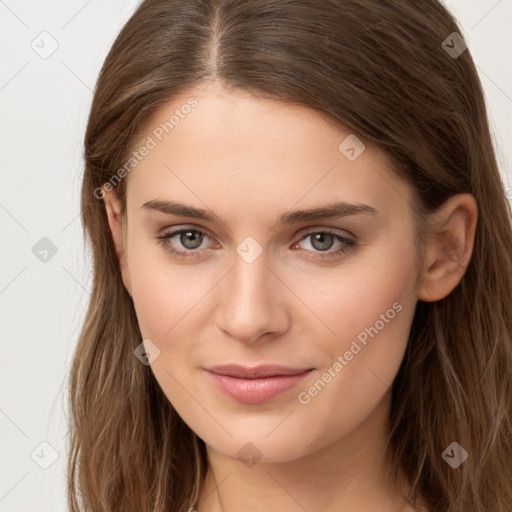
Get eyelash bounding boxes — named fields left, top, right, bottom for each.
left=156, top=227, right=357, bottom=261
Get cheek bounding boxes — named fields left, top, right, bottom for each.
left=282, top=242, right=417, bottom=355
left=289, top=296, right=414, bottom=458
left=127, top=232, right=208, bottom=339
left=128, top=256, right=208, bottom=425
left=289, top=246, right=416, bottom=413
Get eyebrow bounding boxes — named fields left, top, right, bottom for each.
left=140, top=199, right=379, bottom=229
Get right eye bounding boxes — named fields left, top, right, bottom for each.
left=156, top=227, right=217, bottom=258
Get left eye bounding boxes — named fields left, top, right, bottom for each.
left=294, top=231, right=350, bottom=252
left=291, top=230, right=357, bottom=260
left=156, top=228, right=356, bottom=260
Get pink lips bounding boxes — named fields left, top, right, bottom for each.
left=205, top=364, right=314, bottom=404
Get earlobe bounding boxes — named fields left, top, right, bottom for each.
left=103, top=189, right=132, bottom=296
left=417, top=193, right=478, bottom=303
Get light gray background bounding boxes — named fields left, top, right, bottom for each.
left=1, top=0, right=511, bottom=510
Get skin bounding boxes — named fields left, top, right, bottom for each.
left=103, top=79, right=477, bottom=511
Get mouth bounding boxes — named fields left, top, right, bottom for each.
left=204, top=364, right=315, bottom=404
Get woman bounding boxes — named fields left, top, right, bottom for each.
left=67, top=0, right=512, bottom=510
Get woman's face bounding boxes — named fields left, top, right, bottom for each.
left=107, top=80, right=422, bottom=463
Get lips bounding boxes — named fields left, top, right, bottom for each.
left=207, top=364, right=313, bottom=378
left=204, top=364, right=314, bottom=404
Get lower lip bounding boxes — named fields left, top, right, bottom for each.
left=205, top=370, right=313, bottom=404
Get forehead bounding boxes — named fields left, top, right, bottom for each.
left=126, top=82, right=413, bottom=222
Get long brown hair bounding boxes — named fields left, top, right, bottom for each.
left=67, top=1, right=512, bottom=510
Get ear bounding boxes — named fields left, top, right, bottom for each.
left=103, top=188, right=132, bottom=296
left=416, top=193, right=478, bottom=302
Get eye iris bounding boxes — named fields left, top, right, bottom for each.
left=311, top=233, right=334, bottom=251
left=181, top=230, right=203, bottom=249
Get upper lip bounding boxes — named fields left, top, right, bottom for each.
left=205, top=364, right=314, bottom=379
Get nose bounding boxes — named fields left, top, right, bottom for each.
left=214, top=250, right=290, bottom=344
